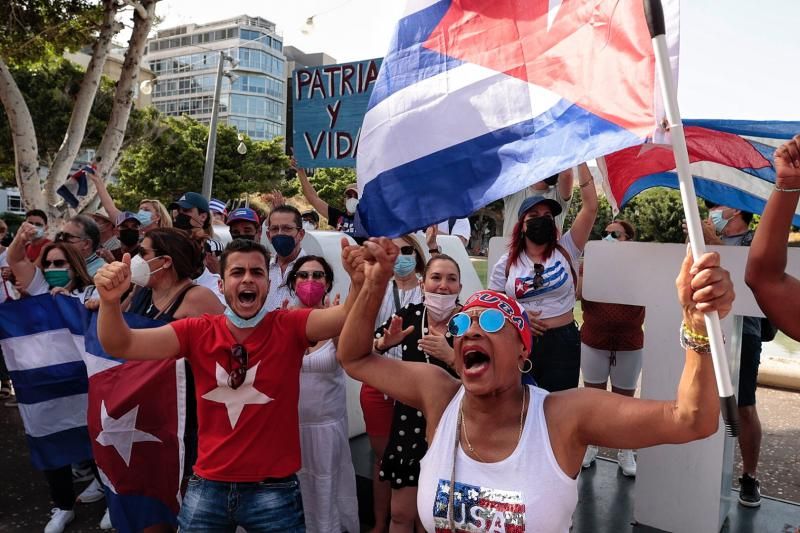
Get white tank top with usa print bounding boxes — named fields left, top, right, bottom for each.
left=418, top=385, right=578, bottom=533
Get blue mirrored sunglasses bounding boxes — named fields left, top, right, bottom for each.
left=448, top=309, right=506, bottom=337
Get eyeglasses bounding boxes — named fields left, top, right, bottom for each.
left=296, top=270, right=326, bottom=280
left=42, top=259, right=68, bottom=269
left=448, top=309, right=507, bottom=337
left=268, top=224, right=299, bottom=234
left=533, top=263, right=547, bottom=289
left=228, top=344, right=248, bottom=389
left=603, top=230, right=623, bottom=239
left=399, top=246, right=415, bottom=256
left=55, top=232, right=84, bottom=243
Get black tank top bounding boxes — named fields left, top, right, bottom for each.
left=128, top=283, right=198, bottom=322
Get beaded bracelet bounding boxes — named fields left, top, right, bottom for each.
left=579, top=180, right=593, bottom=189
left=680, top=323, right=712, bottom=354
left=775, top=185, right=800, bottom=193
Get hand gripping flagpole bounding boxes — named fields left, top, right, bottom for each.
left=644, top=0, right=739, bottom=437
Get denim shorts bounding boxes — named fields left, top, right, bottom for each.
left=178, top=474, right=305, bottom=532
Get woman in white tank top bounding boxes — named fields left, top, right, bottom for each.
left=338, top=239, right=734, bottom=532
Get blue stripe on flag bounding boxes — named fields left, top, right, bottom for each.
left=9, top=361, right=88, bottom=404
left=105, top=490, right=178, bottom=533
left=368, top=0, right=459, bottom=109
left=621, top=172, right=800, bottom=227
left=0, top=294, right=87, bottom=340
left=684, top=119, right=800, bottom=139
left=359, top=101, right=640, bottom=236
left=26, top=426, right=92, bottom=470
left=84, top=309, right=165, bottom=361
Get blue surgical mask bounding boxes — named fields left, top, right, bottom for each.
left=224, top=303, right=270, bottom=329
left=709, top=210, right=729, bottom=233
left=603, top=234, right=618, bottom=242
left=394, top=255, right=417, bottom=277
left=136, top=210, right=153, bottom=226
left=271, top=234, right=296, bottom=257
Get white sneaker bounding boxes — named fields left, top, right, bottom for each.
left=76, top=479, right=105, bottom=503
left=44, top=508, right=75, bottom=533
left=99, top=508, right=112, bottom=529
left=582, top=445, right=598, bottom=468
left=618, top=449, right=637, bottom=477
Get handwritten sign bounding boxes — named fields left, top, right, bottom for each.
left=292, top=58, right=382, bottom=168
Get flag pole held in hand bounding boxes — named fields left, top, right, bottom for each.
left=644, top=0, right=739, bottom=437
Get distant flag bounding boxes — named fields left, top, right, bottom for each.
left=357, top=0, right=679, bottom=237
left=0, top=295, right=92, bottom=470
left=600, top=119, right=800, bottom=225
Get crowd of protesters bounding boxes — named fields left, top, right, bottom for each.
left=1, top=136, right=798, bottom=532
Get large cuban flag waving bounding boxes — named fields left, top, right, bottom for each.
left=357, top=0, right=679, bottom=237
left=600, top=119, right=800, bottom=226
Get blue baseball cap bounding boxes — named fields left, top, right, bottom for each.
left=226, top=207, right=260, bottom=226
left=169, top=192, right=209, bottom=213
left=517, top=195, right=562, bottom=220
left=115, top=211, right=140, bottom=227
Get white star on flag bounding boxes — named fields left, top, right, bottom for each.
left=202, top=361, right=272, bottom=429
left=548, top=0, right=563, bottom=31
left=96, top=401, right=162, bottom=467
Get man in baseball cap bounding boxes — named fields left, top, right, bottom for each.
left=226, top=207, right=261, bottom=242
left=169, top=192, right=211, bottom=235
left=113, top=211, right=142, bottom=259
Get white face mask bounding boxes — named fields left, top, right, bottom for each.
left=302, top=221, right=316, bottom=231
left=345, top=197, right=359, bottom=214
left=424, top=291, right=459, bottom=322
left=129, top=254, right=166, bottom=287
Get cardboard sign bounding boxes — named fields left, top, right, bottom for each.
left=292, top=58, right=382, bottom=168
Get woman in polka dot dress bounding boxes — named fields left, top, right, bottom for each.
left=373, top=254, right=462, bottom=530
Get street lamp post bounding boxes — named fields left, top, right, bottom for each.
left=202, top=51, right=237, bottom=199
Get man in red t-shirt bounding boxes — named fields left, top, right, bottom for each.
left=23, top=209, right=51, bottom=263
left=95, top=238, right=364, bottom=531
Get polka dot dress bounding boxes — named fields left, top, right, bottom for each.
left=375, top=302, right=458, bottom=488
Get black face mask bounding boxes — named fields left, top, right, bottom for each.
left=118, top=228, right=140, bottom=247
left=231, top=233, right=255, bottom=241
left=173, top=213, right=194, bottom=231
left=524, top=217, right=556, bottom=245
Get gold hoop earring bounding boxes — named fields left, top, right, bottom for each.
left=518, top=358, right=533, bottom=373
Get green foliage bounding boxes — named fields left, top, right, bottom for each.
left=563, top=187, right=709, bottom=243
left=1, top=0, right=104, bottom=66
left=113, top=116, right=290, bottom=208
left=0, top=57, right=156, bottom=186
left=305, top=167, right=357, bottom=211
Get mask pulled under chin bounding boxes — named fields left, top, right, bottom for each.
left=424, top=291, right=459, bottom=322
left=225, top=302, right=269, bottom=328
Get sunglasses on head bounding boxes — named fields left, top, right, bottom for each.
left=448, top=308, right=507, bottom=337
left=55, top=232, right=83, bottom=243
left=296, top=270, right=325, bottom=280
left=399, top=245, right=415, bottom=256
left=42, top=259, right=68, bottom=269
left=228, top=344, right=248, bottom=390
left=603, top=230, right=623, bottom=239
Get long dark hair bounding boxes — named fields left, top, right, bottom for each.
left=39, top=242, right=92, bottom=292
left=285, top=255, right=334, bottom=294
left=145, top=228, right=204, bottom=280
left=508, top=209, right=557, bottom=268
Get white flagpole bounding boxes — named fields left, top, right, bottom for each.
left=644, top=0, right=739, bottom=436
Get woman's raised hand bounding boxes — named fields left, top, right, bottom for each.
left=675, top=247, right=734, bottom=334
left=363, top=238, right=399, bottom=286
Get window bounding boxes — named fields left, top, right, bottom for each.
left=272, top=39, right=282, bottom=52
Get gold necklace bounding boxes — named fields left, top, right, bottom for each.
left=459, top=386, right=527, bottom=462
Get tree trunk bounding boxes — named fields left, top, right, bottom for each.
left=46, top=0, right=122, bottom=214
left=0, top=58, right=42, bottom=210
left=79, top=0, right=158, bottom=214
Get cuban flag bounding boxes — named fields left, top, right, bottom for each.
left=357, top=0, right=680, bottom=237
left=0, top=295, right=93, bottom=470
left=600, top=119, right=800, bottom=225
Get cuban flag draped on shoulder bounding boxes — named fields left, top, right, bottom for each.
left=600, top=119, right=800, bottom=225
left=357, top=0, right=680, bottom=236
left=0, top=295, right=92, bottom=470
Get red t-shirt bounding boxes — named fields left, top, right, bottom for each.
left=170, top=308, right=313, bottom=482
left=25, top=238, right=51, bottom=262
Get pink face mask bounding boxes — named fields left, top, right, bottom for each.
left=296, top=280, right=327, bottom=308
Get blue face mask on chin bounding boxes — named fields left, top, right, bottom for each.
left=394, top=255, right=417, bottom=277
left=224, top=302, right=270, bottom=329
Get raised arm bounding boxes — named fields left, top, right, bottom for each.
left=94, top=254, right=181, bottom=360
left=548, top=248, right=732, bottom=473
left=291, top=157, right=330, bottom=218
left=337, top=238, right=459, bottom=413
left=557, top=168, right=574, bottom=201
left=566, top=163, right=598, bottom=250
left=745, top=134, right=800, bottom=340
left=305, top=238, right=364, bottom=343
left=6, top=223, right=38, bottom=289
left=87, top=171, right=122, bottom=222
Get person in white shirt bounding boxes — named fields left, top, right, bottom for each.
left=502, top=169, right=574, bottom=236
left=264, top=205, right=307, bottom=311
left=209, top=198, right=232, bottom=246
